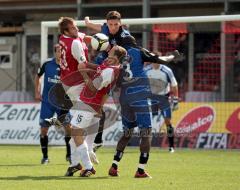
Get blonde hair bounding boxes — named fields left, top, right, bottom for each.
left=58, top=17, right=75, bottom=34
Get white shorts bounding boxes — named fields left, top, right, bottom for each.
left=62, top=83, right=84, bottom=102
left=70, top=101, right=100, bottom=129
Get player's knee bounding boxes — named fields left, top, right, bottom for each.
left=139, top=128, right=152, bottom=152
left=40, top=127, right=49, bottom=136
left=140, top=136, right=151, bottom=153
left=164, top=118, right=171, bottom=126
left=123, top=128, right=134, bottom=139
left=40, top=119, right=51, bottom=128
left=139, top=128, right=152, bottom=137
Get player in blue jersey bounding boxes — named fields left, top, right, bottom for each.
left=85, top=11, right=130, bottom=64
left=145, top=63, right=179, bottom=153
left=35, top=44, right=71, bottom=164
left=85, top=11, right=131, bottom=151
left=108, top=35, right=181, bottom=178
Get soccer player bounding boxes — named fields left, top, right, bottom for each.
left=57, top=17, right=102, bottom=164
left=58, top=16, right=90, bottom=102
left=35, top=44, right=71, bottom=164
left=85, top=11, right=130, bottom=49
left=145, top=63, right=179, bottom=153
left=108, top=35, right=180, bottom=178
left=65, top=45, right=127, bottom=177
left=85, top=10, right=131, bottom=149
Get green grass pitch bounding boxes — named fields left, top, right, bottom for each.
left=0, top=146, right=239, bottom=190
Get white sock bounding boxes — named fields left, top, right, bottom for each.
left=85, top=132, right=97, bottom=153
left=112, top=160, right=119, bottom=166
left=76, top=141, right=93, bottom=170
left=138, top=163, right=145, bottom=170
left=69, top=139, right=80, bottom=167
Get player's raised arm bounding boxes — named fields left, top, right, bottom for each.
left=141, top=48, right=182, bottom=65
left=85, top=16, right=102, bottom=32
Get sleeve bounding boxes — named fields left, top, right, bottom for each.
left=98, top=68, right=114, bottom=90
left=101, top=23, right=109, bottom=35
left=94, top=51, right=108, bottom=65
left=163, top=66, right=178, bottom=87
left=37, top=62, right=47, bottom=77
left=71, top=39, right=87, bottom=64
left=140, top=48, right=168, bottom=64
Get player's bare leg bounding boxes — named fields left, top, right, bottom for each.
left=109, top=128, right=134, bottom=176
left=64, top=124, right=72, bottom=162
left=93, top=111, right=105, bottom=152
left=134, top=128, right=152, bottom=178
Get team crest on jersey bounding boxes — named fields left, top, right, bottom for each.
left=79, top=56, right=86, bottom=62
left=111, top=39, right=116, bottom=45
left=121, top=32, right=127, bottom=37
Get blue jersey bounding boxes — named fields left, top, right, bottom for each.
left=116, top=47, right=152, bottom=128
left=101, top=23, right=130, bottom=46
left=37, top=58, right=60, bottom=102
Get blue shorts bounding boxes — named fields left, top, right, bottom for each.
left=151, top=95, right=171, bottom=119
left=119, top=78, right=152, bottom=129
left=121, top=99, right=152, bottom=129
left=39, top=101, right=68, bottom=128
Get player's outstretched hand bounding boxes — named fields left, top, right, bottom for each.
left=172, top=96, right=179, bottom=111
left=170, top=50, right=184, bottom=63
left=85, top=16, right=90, bottom=25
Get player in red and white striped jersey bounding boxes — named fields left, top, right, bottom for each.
left=65, top=45, right=127, bottom=177
left=58, top=16, right=93, bottom=101
left=56, top=17, right=105, bottom=168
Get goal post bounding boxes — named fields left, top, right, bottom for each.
left=41, top=14, right=240, bottom=63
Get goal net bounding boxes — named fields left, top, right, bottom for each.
left=41, top=15, right=240, bottom=102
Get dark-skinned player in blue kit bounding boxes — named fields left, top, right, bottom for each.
left=85, top=11, right=131, bottom=151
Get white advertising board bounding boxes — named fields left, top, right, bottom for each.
left=0, top=103, right=162, bottom=145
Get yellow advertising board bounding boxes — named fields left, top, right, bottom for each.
left=172, top=102, right=240, bottom=134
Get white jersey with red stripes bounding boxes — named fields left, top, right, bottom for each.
left=59, top=32, right=88, bottom=86
left=80, top=60, right=120, bottom=113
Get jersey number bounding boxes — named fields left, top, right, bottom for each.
left=123, top=63, right=133, bottom=81
left=76, top=114, right=83, bottom=124
left=60, top=45, right=68, bottom=70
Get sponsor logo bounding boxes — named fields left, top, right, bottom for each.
left=176, top=105, right=215, bottom=135
left=226, top=108, right=240, bottom=133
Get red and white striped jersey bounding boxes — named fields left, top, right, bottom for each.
left=80, top=61, right=120, bottom=113
left=59, top=32, right=88, bottom=86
